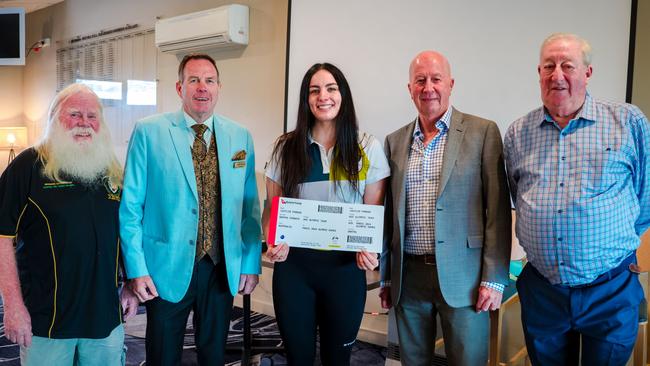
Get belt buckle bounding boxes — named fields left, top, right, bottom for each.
left=424, top=254, right=436, bottom=265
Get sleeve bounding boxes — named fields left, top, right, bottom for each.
left=363, top=135, right=391, bottom=185
left=264, top=144, right=282, bottom=184
left=480, top=121, right=512, bottom=286
left=503, top=124, right=518, bottom=205
left=380, top=136, right=393, bottom=284
left=0, top=150, right=34, bottom=237
left=239, top=130, right=262, bottom=274
left=119, top=122, right=150, bottom=279
left=632, top=107, right=650, bottom=235
left=480, top=280, right=505, bottom=293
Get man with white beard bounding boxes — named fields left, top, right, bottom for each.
left=0, top=83, right=138, bottom=366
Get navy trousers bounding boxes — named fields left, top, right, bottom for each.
left=517, top=254, right=644, bottom=366
left=144, top=257, right=234, bottom=366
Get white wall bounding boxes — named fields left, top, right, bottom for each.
left=0, top=66, right=23, bottom=171
left=9, top=0, right=637, bottom=174
left=287, top=0, right=632, bottom=141
left=22, top=0, right=288, bottom=178
left=0, top=67, right=23, bottom=127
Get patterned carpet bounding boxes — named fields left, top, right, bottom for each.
left=0, top=300, right=387, bottom=365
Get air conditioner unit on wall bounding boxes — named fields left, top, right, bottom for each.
left=155, top=4, right=249, bottom=54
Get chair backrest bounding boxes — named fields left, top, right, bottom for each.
left=637, top=230, right=650, bottom=272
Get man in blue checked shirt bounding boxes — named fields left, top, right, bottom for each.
left=504, top=33, right=650, bottom=366
left=381, top=50, right=511, bottom=366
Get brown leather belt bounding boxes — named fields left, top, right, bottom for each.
left=405, top=253, right=436, bottom=265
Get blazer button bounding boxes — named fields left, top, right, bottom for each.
left=192, top=208, right=197, bottom=215
left=189, top=239, right=194, bottom=245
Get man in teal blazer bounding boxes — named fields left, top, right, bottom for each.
left=120, top=54, right=262, bottom=365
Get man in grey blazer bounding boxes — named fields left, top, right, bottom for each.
left=380, top=50, right=511, bottom=365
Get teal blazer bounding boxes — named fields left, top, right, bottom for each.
left=119, top=110, right=262, bottom=302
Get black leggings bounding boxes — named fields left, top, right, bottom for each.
left=272, top=248, right=367, bottom=366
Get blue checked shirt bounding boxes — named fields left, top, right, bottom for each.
left=504, top=94, right=650, bottom=285
left=403, top=107, right=504, bottom=292
left=404, top=110, right=450, bottom=255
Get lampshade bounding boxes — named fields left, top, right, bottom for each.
left=0, top=127, right=28, bottom=149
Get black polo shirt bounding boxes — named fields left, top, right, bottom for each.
left=0, top=148, right=121, bottom=339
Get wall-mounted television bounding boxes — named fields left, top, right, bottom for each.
left=0, top=8, right=26, bottom=66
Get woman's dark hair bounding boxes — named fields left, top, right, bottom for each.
left=271, top=63, right=361, bottom=198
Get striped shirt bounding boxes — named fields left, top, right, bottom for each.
left=504, top=94, right=650, bottom=285
left=404, top=108, right=504, bottom=292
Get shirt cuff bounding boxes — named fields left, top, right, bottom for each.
left=480, top=281, right=505, bottom=293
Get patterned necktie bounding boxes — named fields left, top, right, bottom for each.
left=191, top=124, right=208, bottom=160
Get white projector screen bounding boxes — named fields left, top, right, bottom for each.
left=286, top=0, right=632, bottom=141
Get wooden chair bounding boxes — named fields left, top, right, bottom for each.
left=632, top=230, right=650, bottom=366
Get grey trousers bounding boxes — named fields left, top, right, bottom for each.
left=395, top=256, right=488, bottom=366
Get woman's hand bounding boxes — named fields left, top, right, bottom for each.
left=356, top=250, right=379, bottom=270
left=266, top=243, right=290, bottom=263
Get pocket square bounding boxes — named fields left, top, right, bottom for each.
left=231, top=150, right=247, bottom=161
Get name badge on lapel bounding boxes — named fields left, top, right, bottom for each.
left=232, top=150, right=247, bottom=168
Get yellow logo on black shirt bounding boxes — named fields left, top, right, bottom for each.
left=103, top=177, right=121, bottom=202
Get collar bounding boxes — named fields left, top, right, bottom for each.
left=183, top=111, right=214, bottom=133
left=413, top=106, right=452, bottom=140
left=541, top=93, right=595, bottom=126
left=307, top=131, right=329, bottom=149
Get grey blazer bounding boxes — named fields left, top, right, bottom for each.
left=381, top=107, right=511, bottom=308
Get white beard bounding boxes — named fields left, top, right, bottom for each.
left=47, top=122, right=114, bottom=184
